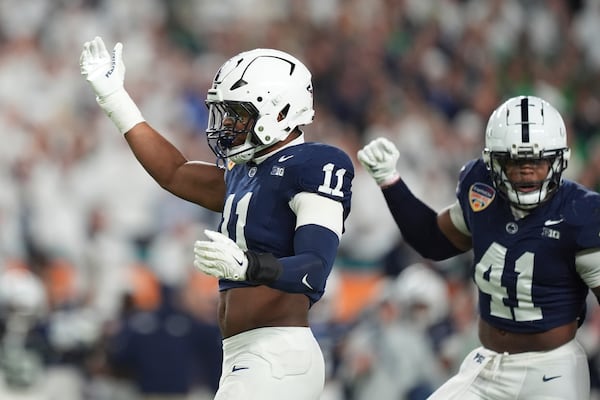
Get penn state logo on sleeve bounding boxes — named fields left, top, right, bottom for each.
left=469, top=183, right=495, bottom=212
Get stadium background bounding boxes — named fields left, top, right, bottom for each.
left=0, top=0, right=600, bottom=399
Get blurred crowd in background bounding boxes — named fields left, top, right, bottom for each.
left=1, top=0, right=600, bottom=399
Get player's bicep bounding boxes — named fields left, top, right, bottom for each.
left=289, top=192, right=343, bottom=240
left=439, top=201, right=472, bottom=251
left=125, top=123, right=226, bottom=211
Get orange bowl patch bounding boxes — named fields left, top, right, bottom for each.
left=469, top=183, right=495, bottom=212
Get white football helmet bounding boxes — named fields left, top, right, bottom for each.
left=205, top=48, right=314, bottom=165
left=0, top=266, right=46, bottom=318
left=482, top=95, right=570, bottom=210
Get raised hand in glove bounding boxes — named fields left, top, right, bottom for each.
left=80, top=36, right=124, bottom=98
left=79, top=36, right=144, bottom=134
left=357, top=137, right=401, bottom=186
left=193, top=230, right=249, bottom=281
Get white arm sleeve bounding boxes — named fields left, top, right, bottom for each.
left=446, top=200, right=471, bottom=236
left=289, top=192, right=343, bottom=240
left=576, top=248, right=600, bottom=288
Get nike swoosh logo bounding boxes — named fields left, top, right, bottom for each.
left=544, top=218, right=564, bottom=226
left=278, top=155, right=294, bottom=162
left=301, top=273, right=313, bottom=290
left=232, top=365, right=249, bottom=372
left=232, top=254, right=244, bottom=266
left=542, top=375, right=561, bottom=382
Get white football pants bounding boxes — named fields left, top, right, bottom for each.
left=428, top=339, right=589, bottom=400
left=215, top=327, right=325, bottom=400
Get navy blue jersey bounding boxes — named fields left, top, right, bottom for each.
left=217, top=142, right=353, bottom=304
left=457, top=159, right=600, bottom=333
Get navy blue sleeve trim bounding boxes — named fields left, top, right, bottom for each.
left=269, top=224, right=339, bottom=304
left=382, top=179, right=463, bottom=260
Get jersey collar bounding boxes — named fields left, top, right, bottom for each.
left=252, top=133, right=305, bottom=165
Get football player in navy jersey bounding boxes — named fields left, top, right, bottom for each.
left=358, top=95, right=599, bottom=399
left=80, top=37, right=353, bottom=399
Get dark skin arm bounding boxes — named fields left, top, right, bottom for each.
left=124, top=122, right=226, bottom=212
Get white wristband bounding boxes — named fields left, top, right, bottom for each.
left=96, top=89, right=145, bottom=134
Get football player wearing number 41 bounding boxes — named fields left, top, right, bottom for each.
left=358, top=95, right=600, bottom=400
left=80, top=36, right=353, bottom=400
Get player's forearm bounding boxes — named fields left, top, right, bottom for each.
left=382, top=179, right=464, bottom=260
left=273, top=225, right=338, bottom=295
left=239, top=224, right=338, bottom=300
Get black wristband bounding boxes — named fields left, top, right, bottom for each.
left=245, top=251, right=283, bottom=284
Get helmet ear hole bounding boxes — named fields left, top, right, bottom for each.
left=279, top=104, right=290, bottom=120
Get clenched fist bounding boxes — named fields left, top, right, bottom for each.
left=357, top=137, right=400, bottom=186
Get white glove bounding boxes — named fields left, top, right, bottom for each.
left=357, top=137, right=401, bottom=186
left=80, top=36, right=144, bottom=134
left=193, top=230, right=248, bottom=281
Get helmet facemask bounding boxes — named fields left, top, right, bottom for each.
left=484, top=148, right=569, bottom=210
left=206, top=101, right=263, bottom=165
